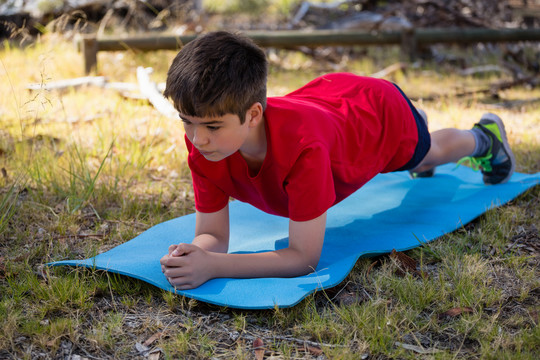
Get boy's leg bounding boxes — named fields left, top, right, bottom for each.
left=412, top=129, right=475, bottom=173
left=412, top=113, right=515, bottom=185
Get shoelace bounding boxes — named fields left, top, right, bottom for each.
left=455, top=153, right=493, bottom=172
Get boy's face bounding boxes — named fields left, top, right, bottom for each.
left=180, top=112, right=250, bottom=162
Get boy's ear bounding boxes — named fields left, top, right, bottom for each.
left=246, top=102, right=264, bottom=127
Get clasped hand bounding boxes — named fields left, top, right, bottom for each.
left=160, top=243, right=214, bottom=290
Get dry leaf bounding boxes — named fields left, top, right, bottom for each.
left=69, top=355, right=89, bottom=360
left=390, top=249, right=417, bottom=271
left=46, top=338, right=57, bottom=347
left=439, top=307, right=474, bottom=319
left=135, top=342, right=149, bottom=354
left=148, top=350, right=161, bottom=360
left=253, top=338, right=264, bottom=360
left=144, top=331, right=166, bottom=346
left=336, top=291, right=362, bottom=306
left=365, top=259, right=380, bottom=277
left=529, top=310, right=538, bottom=323
left=306, top=345, right=323, bottom=355
left=390, top=250, right=425, bottom=277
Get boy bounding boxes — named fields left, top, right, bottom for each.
left=160, top=31, right=515, bottom=290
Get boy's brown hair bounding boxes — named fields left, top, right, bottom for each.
left=164, top=31, right=268, bottom=123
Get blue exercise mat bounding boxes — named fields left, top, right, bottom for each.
left=49, top=164, right=539, bottom=309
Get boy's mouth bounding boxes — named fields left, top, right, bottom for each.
left=199, top=150, right=215, bottom=157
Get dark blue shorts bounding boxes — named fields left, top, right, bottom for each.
left=392, top=84, right=431, bottom=171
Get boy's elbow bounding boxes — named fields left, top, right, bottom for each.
left=306, top=254, right=320, bottom=272
left=295, top=251, right=320, bottom=276
left=285, top=244, right=322, bottom=276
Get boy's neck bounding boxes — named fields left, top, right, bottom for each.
left=239, top=116, right=267, bottom=172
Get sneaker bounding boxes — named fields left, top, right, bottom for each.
left=409, top=109, right=435, bottom=179
left=457, top=113, right=515, bottom=185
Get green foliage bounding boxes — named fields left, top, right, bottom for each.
left=36, top=0, right=64, bottom=14
left=26, top=141, right=114, bottom=214
left=0, top=180, right=18, bottom=237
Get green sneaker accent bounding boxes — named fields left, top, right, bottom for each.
left=456, top=113, right=515, bottom=185
left=455, top=153, right=493, bottom=172
left=480, top=122, right=503, bottom=142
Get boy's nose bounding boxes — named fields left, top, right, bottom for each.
left=192, top=127, right=208, bottom=147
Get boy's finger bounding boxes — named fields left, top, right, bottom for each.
left=167, top=275, right=198, bottom=289
left=172, top=243, right=194, bottom=256
left=159, top=255, right=169, bottom=265
left=164, top=265, right=190, bottom=279
left=168, top=244, right=178, bottom=255
left=161, top=255, right=186, bottom=268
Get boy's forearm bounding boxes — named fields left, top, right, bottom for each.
left=191, top=233, right=229, bottom=253
left=208, top=247, right=319, bottom=279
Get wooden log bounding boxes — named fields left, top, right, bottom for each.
left=400, top=28, right=417, bottom=61
left=95, top=30, right=401, bottom=52
left=415, top=28, right=540, bottom=44
left=81, top=28, right=540, bottom=73
left=81, top=35, right=98, bottom=74
left=93, top=28, right=540, bottom=52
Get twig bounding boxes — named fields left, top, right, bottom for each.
left=73, top=343, right=103, bottom=360
left=97, top=8, right=114, bottom=37
left=53, top=233, right=106, bottom=241
left=106, top=220, right=148, bottom=230
left=272, top=334, right=347, bottom=348
left=241, top=330, right=347, bottom=349
left=395, top=341, right=441, bottom=354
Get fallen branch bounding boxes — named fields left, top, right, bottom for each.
left=26, top=76, right=107, bottom=91
left=136, top=66, right=178, bottom=120
left=370, top=62, right=408, bottom=78
left=459, top=65, right=512, bottom=77
left=289, top=1, right=354, bottom=28
left=27, top=76, right=166, bottom=94
left=483, top=97, right=540, bottom=110
left=414, top=75, right=540, bottom=101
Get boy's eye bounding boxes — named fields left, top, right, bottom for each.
left=207, top=126, right=220, bottom=131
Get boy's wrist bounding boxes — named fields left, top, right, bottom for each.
left=192, top=234, right=229, bottom=253
left=204, top=251, right=222, bottom=280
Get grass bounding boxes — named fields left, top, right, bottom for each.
left=0, top=34, right=539, bottom=359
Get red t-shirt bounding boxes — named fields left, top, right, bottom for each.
left=187, top=73, right=418, bottom=221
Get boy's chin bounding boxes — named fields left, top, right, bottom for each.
left=201, top=152, right=227, bottom=162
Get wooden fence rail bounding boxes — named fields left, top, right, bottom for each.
left=80, top=28, right=540, bottom=74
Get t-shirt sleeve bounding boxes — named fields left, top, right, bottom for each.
left=189, top=161, right=229, bottom=213
left=284, top=145, right=336, bottom=222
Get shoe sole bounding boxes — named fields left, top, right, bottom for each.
left=480, top=113, right=516, bottom=184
